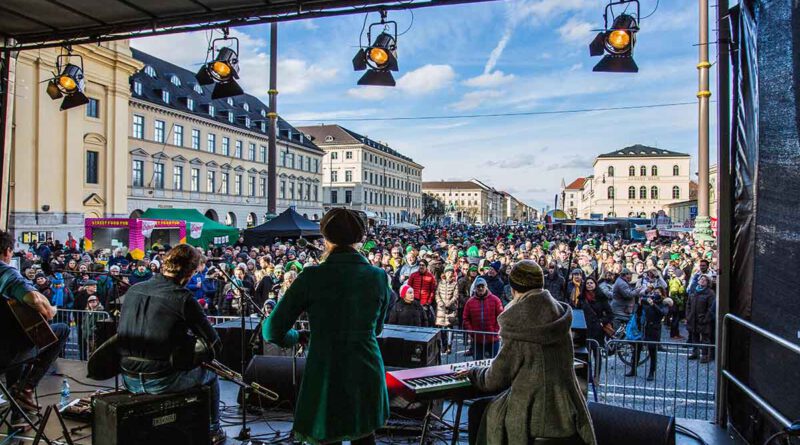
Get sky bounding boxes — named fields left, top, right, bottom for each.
left=131, top=0, right=718, bottom=210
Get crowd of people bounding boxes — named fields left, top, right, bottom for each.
left=17, top=224, right=718, bottom=370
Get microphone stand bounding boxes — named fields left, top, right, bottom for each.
left=213, top=265, right=267, bottom=444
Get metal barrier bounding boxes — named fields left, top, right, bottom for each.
left=593, top=339, right=716, bottom=420
left=718, top=313, right=800, bottom=428
left=53, top=309, right=113, bottom=361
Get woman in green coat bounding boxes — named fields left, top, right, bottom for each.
left=263, top=208, right=390, bottom=445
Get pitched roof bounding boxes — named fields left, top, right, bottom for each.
left=597, top=144, right=690, bottom=158
left=130, top=48, right=322, bottom=154
left=423, top=181, right=484, bottom=190
left=296, top=124, right=419, bottom=166
left=565, top=177, right=587, bottom=190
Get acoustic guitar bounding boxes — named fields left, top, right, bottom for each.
left=0, top=297, right=58, bottom=350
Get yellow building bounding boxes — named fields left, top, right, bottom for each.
left=7, top=42, right=141, bottom=243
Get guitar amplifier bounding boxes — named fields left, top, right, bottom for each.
left=92, top=388, right=209, bottom=445
left=378, top=325, right=441, bottom=368
left=214, top=318, right=263, bottom=373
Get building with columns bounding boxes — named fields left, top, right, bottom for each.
left=422, top=179, right=529, bottom=224
left=7, top=42, right=142, bottom=242
left=297, top=124, right=423, bottom=224
left=127, top=49, right=324, bottom=227
left=561, top=145, right=692, bottom=219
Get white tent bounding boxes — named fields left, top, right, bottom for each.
left=390, top=222, right=421, bottom=231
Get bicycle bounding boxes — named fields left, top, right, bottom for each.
left=601, top=319, right=649, bottom=368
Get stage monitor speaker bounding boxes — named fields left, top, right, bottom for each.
left=588, top=402, right=675, bottom=445
left=214, top=318, right=263, bottom=373
left=243, top=355, right=305, bottom=408
left=378, top=325, right=440, bottom=368
left=92, top=387, right=209, bottom=445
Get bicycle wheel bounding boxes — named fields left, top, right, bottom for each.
left=616, top=341, right=635, bottom=366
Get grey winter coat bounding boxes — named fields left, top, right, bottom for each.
left=468, top=289, right=596, bottom=445
left=611, top=277, right=641, bottom=320
left=434, top=278, right=459, bottom=327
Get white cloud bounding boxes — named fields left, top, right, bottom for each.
left=346, top=86, right=389, bottom=101
left=464, top=70, right=516, bottom=88
left=449, top=90, right=503, bottom=111
left=558, top=17, right=594, bottom=43
left=396, top=64, right=456, bottom=94
left=485, top=28, right=513, bottom=74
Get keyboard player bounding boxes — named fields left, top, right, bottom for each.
left=458, top=260, right=597, bottom=445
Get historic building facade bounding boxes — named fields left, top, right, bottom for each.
left=422, top=179, right=522, bottom=224
left=7, top=42, right=142, bottom=242
left=562, top=145, right=692, bottom=219
left=127, top=49, right=324, bottom=227
left=297, top=124, right=423, bottom=224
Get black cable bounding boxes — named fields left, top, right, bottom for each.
left=289, top=101, right=699, bottom=122
left=397, top=9, right=414, bottom=37
left=52, top=372, right=116, bottom=390
left=359, top=12, right=370, bottom=48
left=640, top=0, right=660, bottom=20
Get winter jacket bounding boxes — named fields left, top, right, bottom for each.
left=642, top=299, right=668, bottom=341
left=468, top=289, right=596, bottom=445
left=544, top=272, right=566, bottom=303
left=686, top=286, right=715, bottom=336
left=611, top=277, right=641, bottom=320
left=580, top=290, right=613, bottom=345
left=462, top=292, right=503, bottom=344
left=434, top=278, right=459, bottom=327
left=407, top=270, right=437, bottom=306
left=388, top=299, right=425, bottom=327
left=187, top=272, right=205, bottom=301
left=129, top=270, right=153, bottom=286
left=483, top=274, right=505, bottom=301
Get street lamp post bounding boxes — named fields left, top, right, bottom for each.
left=694, top=0, right=714, bottom=241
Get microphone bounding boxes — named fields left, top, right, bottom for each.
left=297, top=238, right=321, bottom=252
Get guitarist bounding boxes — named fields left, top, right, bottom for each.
left=0, top=230, right=69, bottom=413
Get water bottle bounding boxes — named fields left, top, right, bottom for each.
left=59, top=378, right=71, bottom=408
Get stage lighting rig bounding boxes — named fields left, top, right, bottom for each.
left=45, top=48, right=90, bottom=111
left=196, top=29, right=244, bottom=99
left=353, top=11, right=399, bottom=87
left=589, top=0, right=640, bottom=73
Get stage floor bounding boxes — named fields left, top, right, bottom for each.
left=3, top=359, right=746, bottom=445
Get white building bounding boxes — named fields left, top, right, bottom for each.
left=562, top=145, right=692, bottom=219
left=297, top=125, right=423, bottom=224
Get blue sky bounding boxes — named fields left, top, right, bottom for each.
left=132, top=0, right=717, bottom=210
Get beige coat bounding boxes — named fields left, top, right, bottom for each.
left=435, top=277, right=459, bottom=327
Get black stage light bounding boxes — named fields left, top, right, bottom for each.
left=590, top=1, right=640, bottom=73
left=196, top=32, right=243, bottom=99
left=353, top=13, right=399, bottom=87
left=45, top=51, right=90, bottom=111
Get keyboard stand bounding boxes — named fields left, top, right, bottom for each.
left=419, top=399, right=465, bottom=445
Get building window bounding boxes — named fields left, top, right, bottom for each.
left=173, top=125, right=184, bottom=146
left=144, top=65, right=156, bottom=77
left=227, top=98, right=234, bottom=107
left=331, top=190, right=338, bottom=204
left=207, top=171, right=216, bottom=192
left=86, top=151, right=99, bottom=184
left=331, top=152, right=338, bottom=160
left=259, top=177, right=266, bottom=197
left=207, top=133, right=216, bottom=153
left=259, top=145, right=266, bottom=163
left=208, top=105, right=215, bottom=116
left=261, top=109, right=267, bottom=117
left=629, top=165, right=635, bottom=176
left=651, top=165, right=658, bottom=176
left=639, top=186, right=647, bottom=199
left=187, top=98, right=194, bottom=111
left=345, top=190, right=352, bottom=203
left=289, top=182, right=295, bottom=200
left=162, top=90, right=170, bottom=103
left=153, top=163, right=164, bottom=189
left=171, top=75, right=181, bottom=86
left=607, top=165, right=614, bottom=177
left=305, top=157, right=311, bottom=171
left=221, top=172, right=229, bottom=194
left=191, top=129, right=200, bottom=150
left=651, top=186, right=659, bottom=199
left=86, top=98, right=99, bottom=118
left=228, top=112, right=234, bottom=123
left=235, top=140, right=243, bottom=158
left=222, top=137, right=230, bottom=156
left=132, top=115, right=144, bottom=139
left=190, top=168, right=200, bottom=192
left=173, top=166, right=183, bottom=190
left=313, top=159, right=319, bottom=173
left=280, top=180, right=286, bottom=199
left=245, top=117, right=251, bottom=127
left=133, top=81, right=142, bottom=95
left=313, top=185, right=318, bottom=202
left=640, top=165, right=647, bottom=176
left=673, top=165, right=680, bottom=176
left=298, top=184, right=304, bottom=201
left=298, top=155, right=304, bottom=171
left=248, top=143, right=255, bottom=161
left=234, top=175, right=242, bottom=195
left=628, top=186, right=636, bottom=199
left=248, top=176, right=255, bottom=196
left=132, top=160, right=144, bottom=187
left=331, top=170, right=338, bottom=182
left=194, top=84, right=203, bottom=94
left=243, top=102, right=250, bottom=112
left=345, top=170, right=352, bottom=182
left=672, top=186, right=680, bottom=199
left=154, top=120, right=165, bottom=143
left=345, top=151, right=353, bottom=159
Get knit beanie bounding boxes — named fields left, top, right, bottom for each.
left=509, top=260, right=545, bottom=292
left=400, top=284, right=412, bottom=299
left=470, top=277, right=488, bottom=296
left=320, top=208, right=365, bottom=246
